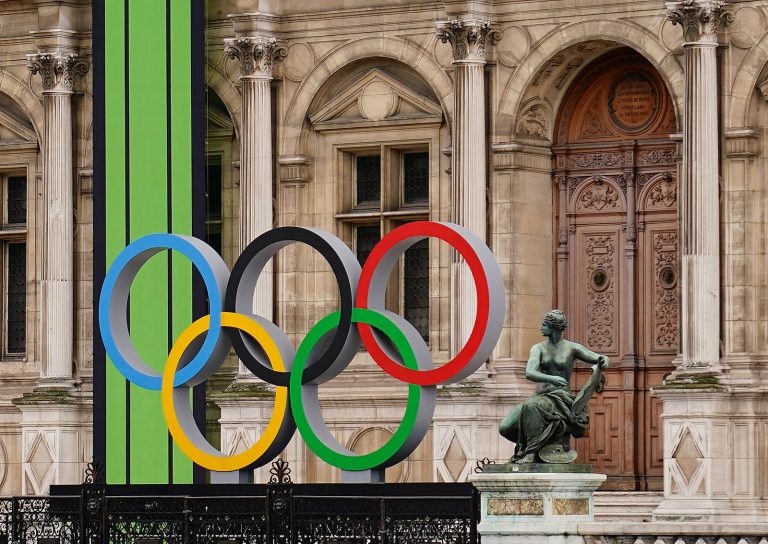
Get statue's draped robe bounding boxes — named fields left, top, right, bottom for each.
left=512, top=383, right=590, bottom=461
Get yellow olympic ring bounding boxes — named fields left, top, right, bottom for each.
left=161, top=312, right=290, bottom=472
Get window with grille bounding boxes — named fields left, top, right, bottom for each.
left=205, top=157, right=222, bottom=256
left=0, top=173, right=27, bottom=357
left=355, top=225, right=380, bottom=266
left=341, top=147, right=431, bottom=345
left=355, top=155, right=381, bottom=207
left=404, top=238, right=429, bottom=342
left=403, top=152, right=429, bottom=205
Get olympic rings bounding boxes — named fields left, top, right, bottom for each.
left=99, top=222, right=505, bottom=474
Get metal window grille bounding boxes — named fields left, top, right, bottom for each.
left=205, top=161, right=222, bottom=255
left=6, top=242, right=25, bottom=354
left=403, top=152, right=428, bottom=204
left=6, top=176, right=26, bottom=225
left=404, top=238, right=429, bottom=343
left=355, top=225, right=380, bottom=266
left=355, top=155, right=381, bottom=206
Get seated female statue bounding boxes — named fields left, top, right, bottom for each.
left=499, top=309, right=608, bottom=464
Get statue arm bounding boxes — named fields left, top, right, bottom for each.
left=525, top=345, right=568, bottom=387
left=572, top=343, right=609, bottom=369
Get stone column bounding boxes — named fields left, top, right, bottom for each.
left=27, top=52, right=87, bottom=388
left=666, top=0, right=730, bottom=375
left=224, top=36, right=285, bottom=378
left=435, top=19, right=499, bottom=353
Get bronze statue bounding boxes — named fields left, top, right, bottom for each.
left=499, top=310, right=608, bottom=464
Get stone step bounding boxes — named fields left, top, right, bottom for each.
left=594, top=491, right=663, bottom=522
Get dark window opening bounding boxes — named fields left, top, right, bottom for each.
left=356, top=155, right=381, bottom=207
left=7, top=242, right=25, bottom=353
left=404, top=238, right=429, bottom=343
left=403, top=152, right=428, bottom=205
left=7, top=176, right=26, bottom=225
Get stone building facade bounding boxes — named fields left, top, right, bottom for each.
left=0, top=0, right=767, bottom=525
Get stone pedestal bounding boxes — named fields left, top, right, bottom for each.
left=652, top=386, right=768, bottom=522
left=12, top=390, right=90, bottom=495
left=470, top=467, right=606, bottom=544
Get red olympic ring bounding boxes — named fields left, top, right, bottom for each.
left=356, top=221, right=491, bottom=386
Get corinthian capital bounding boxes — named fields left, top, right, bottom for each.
left=224, top=36, right=287, bottom=78
left=666, top=0, right=732, bottom=44
left=435, top=18, right=500, bottom=62
left=27, top=52, right=88, bottom=93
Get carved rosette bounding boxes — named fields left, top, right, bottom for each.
left=224, top=36, right=287, bottom=79
left=666, top=0, right=732, bottom=44
left=27, top=52, right=88, bottom=94
left=435, top=19, right=500, bottom=62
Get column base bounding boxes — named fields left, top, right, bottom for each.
left=470, top=466, right=606, bottom=544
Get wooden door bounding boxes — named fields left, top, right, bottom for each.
left=552, top=49, right=678, bottom=490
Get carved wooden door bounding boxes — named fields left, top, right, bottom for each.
left=552, top=50, right=678, bottom=490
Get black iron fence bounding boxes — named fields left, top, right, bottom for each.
left=0, top=481, right=479, bottom=543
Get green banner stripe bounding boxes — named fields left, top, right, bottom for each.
left=104, top=0, right=127, bottom=485
left=169, top=0, right=194, bottom=484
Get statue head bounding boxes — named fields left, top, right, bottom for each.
left=540, top=309, right=568, bottom=336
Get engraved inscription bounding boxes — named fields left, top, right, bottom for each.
left=608, top=72, right=659, bottom=131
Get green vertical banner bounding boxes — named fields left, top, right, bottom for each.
left=93, top=0, right=206, bottom=484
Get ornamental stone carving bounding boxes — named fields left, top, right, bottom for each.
left=516, top=104, right=548, bottom=138
left=435, top=19, right=500, bottom=62
left=666, top=0, right=732, bottom=44
left=26, top=52, right=88, bottom=93
left=224, top=36, right=287, bottom=78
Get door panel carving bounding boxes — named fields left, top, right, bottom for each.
left=552, top=49, right=678, bottom=490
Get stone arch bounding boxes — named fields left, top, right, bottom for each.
left=205, top=61, right=241, bottom=142
left=728, top=31, right=768, bottom=128
left=282, top=36, right=453, bottom=156
left=0, top=69, right=44, bottom=143
left=497, top=19, right=684, bottom=141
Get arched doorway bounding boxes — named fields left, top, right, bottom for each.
left=553, top=49, right=679, bottom=490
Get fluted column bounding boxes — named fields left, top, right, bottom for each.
left=27, top=52, right=87, bottom=387
left=436, top=19, right=499, bottom=353
left=666, top=0, right=730, bottom=374
left=224, top=36, right=285, bottom=378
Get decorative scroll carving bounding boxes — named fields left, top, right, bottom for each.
left=578, top=178, right=620, bottom=211
left=27, top=52, right=88, bottom=93
left=585, top=235, right=617, bottom=352
left=667, top=0, right=732, bottom=44
left=224, top=36, right=287, bottom=78
left=653, top=231, right=679, bottom=350
left=567, top=152, right=624, bottom=169
left=435, top=19, right=500, bottom=62
left=517, top=104, right=549, bottom=138
left=647, top=174, right=677, bottom=208
left=637, top=148, right=676, bottom=165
